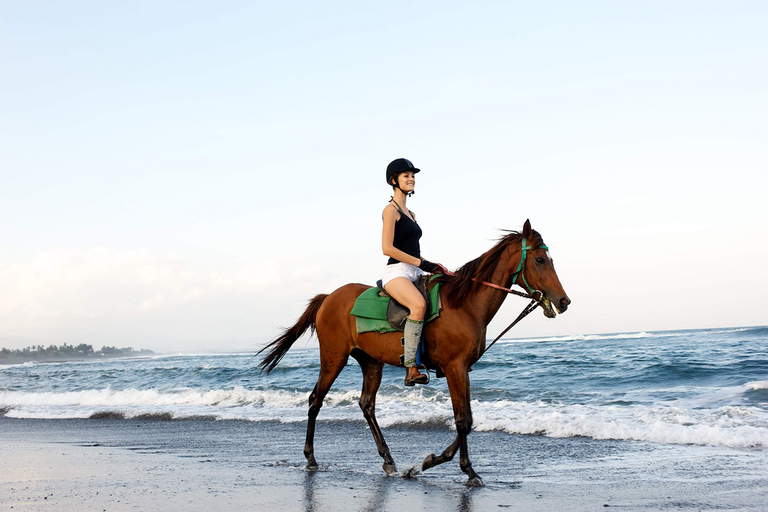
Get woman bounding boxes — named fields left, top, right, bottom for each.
left=381, top=158, right=444, bottom=386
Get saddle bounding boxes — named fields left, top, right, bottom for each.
left=375, top=275, right=433, bottom=331
left=349, top=276, right=446, bottom=377
left=349, top=276, right=442, bottom=334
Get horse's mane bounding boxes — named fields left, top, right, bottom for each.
left=434, top=229, right=544, bottom=309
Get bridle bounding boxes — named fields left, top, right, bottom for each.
left=440, top=238, right=549, bottom=355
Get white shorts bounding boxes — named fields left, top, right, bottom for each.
left=380, top=262, right=425, bottom=287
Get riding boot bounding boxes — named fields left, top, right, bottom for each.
left=403, top=317, right=424, bottom=368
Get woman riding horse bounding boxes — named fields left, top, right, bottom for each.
left=257, top=171, right=571, bottom=484
left=380, top=158, right=445, bottom=386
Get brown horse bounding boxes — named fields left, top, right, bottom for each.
left=257, top=219, right=570, bottom=486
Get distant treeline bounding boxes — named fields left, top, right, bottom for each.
left=0, top=343, right=154, bottom=362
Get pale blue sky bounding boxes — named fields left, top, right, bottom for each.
left=2, top=1, right=766, bottom=352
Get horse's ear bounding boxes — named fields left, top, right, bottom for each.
left=523, top=219, right=532, bottom=240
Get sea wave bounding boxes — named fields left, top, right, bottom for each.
left=746, top=380, right=768, bottom=391
left=0, top=361, right=40, bottom=369
left=498, top=331, right=688, bottom=344
left=469, top=401, right=768, bottom=448
left=0, top=386, right=312, bottom=409
left=735, top=326, right=768, bottom=336
left=3, top=387, right=767, bottom=448
left=499, top=327, right=762, bottom=345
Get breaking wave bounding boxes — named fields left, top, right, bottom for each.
left=2, top=384, right=767, bottom=448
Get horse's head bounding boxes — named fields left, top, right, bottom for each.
left=518, top=219, right=570, bottom=318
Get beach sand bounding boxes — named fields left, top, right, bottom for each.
left=2, top=417, right=766, bottom=511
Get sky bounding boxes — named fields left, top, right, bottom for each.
left=1, top=1, right=766, bottom=353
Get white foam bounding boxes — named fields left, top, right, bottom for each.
left=745, top=380, right=768, bottom=391
left=469, top=400, right=768, bottom=448
left=3, top=387, right=767, bottom=448
left=0, top=361, right=40, bottom=369
left=0, top=386, right=310, bottom=409
left=498, top=328, right=754, bottom=345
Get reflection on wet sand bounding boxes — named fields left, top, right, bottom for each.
left=302, top=467, right=480, bottom=512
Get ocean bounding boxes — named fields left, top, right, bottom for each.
left=2, top=325, right=767, bottom=451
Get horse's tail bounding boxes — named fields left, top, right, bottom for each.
left=257, top=293, right=329, bottom=375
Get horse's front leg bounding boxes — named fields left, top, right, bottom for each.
left=421, top=364, right=483, bottom=486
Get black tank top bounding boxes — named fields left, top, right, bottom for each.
left=386, top=202, right=422, bottom=265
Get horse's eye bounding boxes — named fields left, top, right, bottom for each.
left=535, top=257, right=545, bottom=264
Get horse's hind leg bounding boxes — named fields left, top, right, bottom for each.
left=353, top=352, right=397, bottom=475
left=421, top=364, right=483, bottom=486
left=304, top=352, right=349, bottom=469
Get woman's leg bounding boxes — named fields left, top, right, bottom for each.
left=383, top=277, right=426, bottom=321
left=383, top=278, right=427, bottom=380
left=402, top=318, right=423, bottom=368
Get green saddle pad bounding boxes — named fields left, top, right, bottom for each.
left=350, top=279, right=442, bottom=334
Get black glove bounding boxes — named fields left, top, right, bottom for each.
left=418, top=259, right=443, bottom=273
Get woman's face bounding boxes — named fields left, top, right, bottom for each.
left=396, top=172, right=416, bottom=193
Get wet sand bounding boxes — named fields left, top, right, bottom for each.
left=1, top=417, right=767, bottom=511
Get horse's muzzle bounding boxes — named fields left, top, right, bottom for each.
left=541, top=294, right=569, bottom=318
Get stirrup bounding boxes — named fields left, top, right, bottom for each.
left=404, top=368, right=430, bottom=387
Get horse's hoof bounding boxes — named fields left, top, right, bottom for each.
left=466, top=476, right=485, bottom=487
left=422, top=454, right=435, bottom=470
left=383, top=463, right=397, bottom=475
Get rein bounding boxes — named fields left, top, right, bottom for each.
left=439, top=238, right=548, bottom=356
left=482, top=298, right=540, bottom=355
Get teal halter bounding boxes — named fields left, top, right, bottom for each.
left=510, top=239, right=548, bottom=295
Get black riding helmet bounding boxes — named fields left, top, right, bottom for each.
left=386, top=158, right=420, bottom=187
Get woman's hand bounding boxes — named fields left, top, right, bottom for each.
left=419, top=259, right=447, bottom=274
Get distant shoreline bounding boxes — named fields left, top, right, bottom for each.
left=1, top=343, right=155, bottom=366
